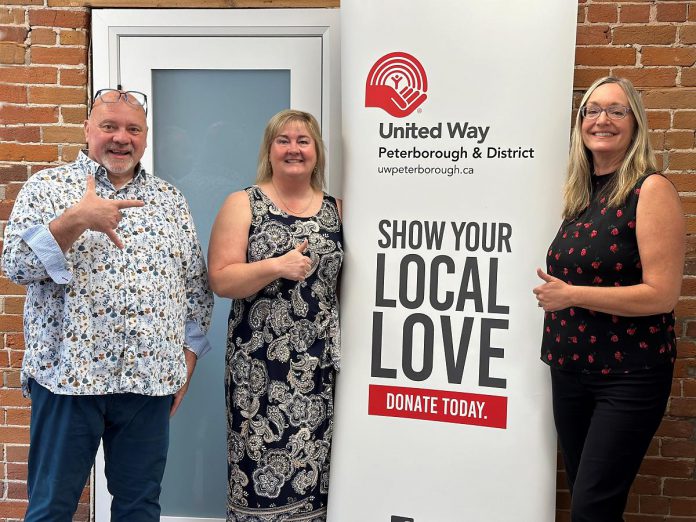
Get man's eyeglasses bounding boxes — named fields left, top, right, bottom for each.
left=580, top=104, right=631, bottom=120
left=92, top=89, right=148, bottom=115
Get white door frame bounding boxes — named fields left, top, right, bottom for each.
left=90, top=9, right=340, bottom=522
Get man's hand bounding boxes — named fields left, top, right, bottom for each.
left=49, top=175, right=145, bottom=252
left=76, top=175, right=144, bottom=249
left=170, top=348, right=197, bottom=417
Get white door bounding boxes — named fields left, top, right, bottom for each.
left=91, top=9, right=340, bottom=521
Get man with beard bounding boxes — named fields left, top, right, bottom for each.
left=2, top=89, right=213, bottom=521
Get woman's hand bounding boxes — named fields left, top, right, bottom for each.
left=277, top=239, right=312, bottom=281
left=533, top=268, right=573, bottom=312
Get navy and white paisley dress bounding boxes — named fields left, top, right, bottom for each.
left=226, top=186, right=343, bottom=522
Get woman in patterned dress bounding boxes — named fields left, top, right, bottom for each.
left=533, top=77, right=684, bottom=521
left=208, top=110, right=342, bottom=522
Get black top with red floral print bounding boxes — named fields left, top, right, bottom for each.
left=541, top=172, right=676, bottom=374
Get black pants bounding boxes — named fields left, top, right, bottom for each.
left=550, top=365, right=673, bottom=522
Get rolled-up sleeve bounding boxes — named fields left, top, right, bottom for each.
left=2, top=178, right=72, bottom=285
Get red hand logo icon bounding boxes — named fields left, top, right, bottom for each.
left=365, top=52, right=429, bottom=117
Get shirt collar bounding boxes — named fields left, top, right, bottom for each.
left=76, top=150, right=148, bottom=185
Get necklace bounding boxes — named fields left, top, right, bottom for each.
left=271, top=179, right=315, bottom=215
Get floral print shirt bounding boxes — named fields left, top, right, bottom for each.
left=541, top=172, right=676, bottom=374
left=2, top=152, right=214, bottom=396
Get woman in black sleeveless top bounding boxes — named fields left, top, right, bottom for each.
left=533, top=77, right=684, bottom=522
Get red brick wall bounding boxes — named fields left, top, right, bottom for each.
left=567, top=3, right=696, bottom=521
left=0, top=1, right=694, bottom=521
left=0, top=3, right=89, bottom=519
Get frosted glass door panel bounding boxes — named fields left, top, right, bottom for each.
left=154, top=70, right=290, bottom=518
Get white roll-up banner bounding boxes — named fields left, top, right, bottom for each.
left=330, top=1, right=578, bottom=521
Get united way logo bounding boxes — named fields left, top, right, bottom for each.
left=365, top=52, right=428, bottom=118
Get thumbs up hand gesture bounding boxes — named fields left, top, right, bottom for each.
left=533, top=268, right=572, bottom=312
left=277, top=239, right=312, bottom=281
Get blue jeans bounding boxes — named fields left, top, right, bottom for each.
left=550, top=365, right=673, bottom=522
left=25, top=379, right=173, bottom=522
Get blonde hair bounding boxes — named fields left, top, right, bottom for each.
left=563, top=76, right=657, bottom=219
left=256, top=109, right=326, bottom=190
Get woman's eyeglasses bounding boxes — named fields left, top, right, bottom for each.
left=580, top=104, right=631, bottom=120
